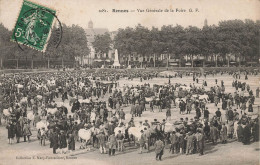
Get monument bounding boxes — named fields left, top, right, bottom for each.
left=113, top=49, right=121, bottom=68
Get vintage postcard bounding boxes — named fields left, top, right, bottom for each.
left=0, top=0, right=259, bottom=165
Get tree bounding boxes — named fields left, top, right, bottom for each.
left=181, top=26, right=202, bottom=67
left=0, top=23, right=13, bottom=68
left=217, top=20, right=245, bottom=67
left=133, top=24, right=151, bottom=67
left=160, top=25, right=185, bottom=67
left=150, top=27, right=163, bottom=67
left=201, top=25, right=218, bottom=67
left=92, top=32, right=112, bottom=56
left=114, top=27, right=135, bottom=65
left=46, top=24, right=90, bottom=67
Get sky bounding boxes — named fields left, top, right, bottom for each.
left=0, top=0, right=259, bottom=31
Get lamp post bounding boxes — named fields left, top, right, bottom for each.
left=227, top=54, right=230, bottom=68
left=165, top=48, right=169, bottom=68
left=215, top=54, right=218, bottom=67
left=77, top=77, right=79, bottom=99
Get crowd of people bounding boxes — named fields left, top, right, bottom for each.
left=0, top=68, right=259, bottom=160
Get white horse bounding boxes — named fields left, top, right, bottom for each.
left=114, top=126, right=126, bottom=136
left=47, top=108, right=58, bottom=115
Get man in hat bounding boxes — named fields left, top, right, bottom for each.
left=227, top=108, right=234, bottom=121
left=6, top=121, right=15, bottom=144
left=233, top=109, right=239, bottom=120
left=185, top=131, right=195, bottom=155
left=166, top=108, right=171, bottom=121
left=179, top=100, right=185, bottom=115
left=242, top=122, right=251, bottom=145
left=52, top=129, right=59, bottom=154
left=108, top=132, right=117, bottom=156
left=118, top=109, right=125, bottom=124
left=59, top=130, right=67, bottom=154
left=210, top=124, right=218, bottom=145
left=138, top=121, right=143, bottom=128
left=204, top=107, right=210, bottom=120
left=143, top=127, right=151, bottom=151
left=215, top=108, right=222, bottom=120
left=139, top=130, right=145, bottom=154
left=68, top=132, right=75, bottom=152
left=34, top=112, right=41, bottom=127
left=161, top=119, right=166, bottom=132
left=256, top=87, right=259, bottom=98
left=154, top=137, right=164, bottom=161
left=186, top=99, right=192, bottom=114
left=128, top=118, right=135, bottom=127
left=116, top=130, right=124, bottom=152
left=15, top=121, right=22, bottom=143
left=136, top=103, right=142, bottom=117
left=97, top=132, right=106, bottom=154
left=143, top=120, right=150, bottom=128
left=150, top=101, right=154, bottom=112
left=169, top=131, right=177, bottom=154
left=236, top=122, right=243, bottom=142
left=40, top=127, right=47, bottom=146
left=220, top=123, right=227, bottom=144
left=195, top=129, right=205, bottom=155
left=130, top=104, right=136, bottom=117
left=151, top=119, right=158, bottom=126
left=195, top=107, right=201, bottom=119
left=107, top=121, right=115, bottom=136
left=23, top=122, right=32, bottom=142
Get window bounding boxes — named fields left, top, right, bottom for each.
left=106, top=54, right=108, bottom=58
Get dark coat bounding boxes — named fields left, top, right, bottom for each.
left=136, top=105, right=142, bottom=114
left=59, top=133, right=67, bottom=149
left=68, top=134, right=75, bottom=150
left=139, top=133, right=146, bottom=146
left=130, top=105, right=136, bottom=114
left=52, top=132, right=59, bottom=149
left=210, top=126, right=218, bottom=141
left=242, top=124, right=251, bottom=144
left=220, top=125, right=228, bottom=141
left=154, top=140, right=164, bottom=154
left=196, top=133, right=205, bottom=149
left=185, top=134, right=195, bottom=150
left=23, top=125, right=32, bottom=136
left=15, top=123, right=23, bottom=137
left=97, top=133, right=106, bottom=145
left=227, top=110, right=234, bottom=120
left=118, top=111, right=125, bottom=120
left=7, top=124, right=15, bottom=139
left=237, top=125, right=243, bottom=141
left=166, top=109, right=171, bottom=117
left=108, top=134, right=117, bottom=149
left=108, top=124, right=115, bottom=135
left=170, top=134, right=177, bottom=144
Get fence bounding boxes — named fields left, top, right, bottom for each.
left=2, top=59, right=76, bottom=69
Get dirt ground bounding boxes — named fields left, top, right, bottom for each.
left=0, top=74, right=259, bottom=165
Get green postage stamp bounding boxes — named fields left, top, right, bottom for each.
left=11, top=0, right=56, bottom=52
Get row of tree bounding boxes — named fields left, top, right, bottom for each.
left=0, top=19, right=259, bottom=68
left=0, top=23, right=90, bottom=69
left=112, top=19, right=260, bottom=67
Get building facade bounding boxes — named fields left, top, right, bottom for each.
left=77, top=20, right=117, bottom=67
